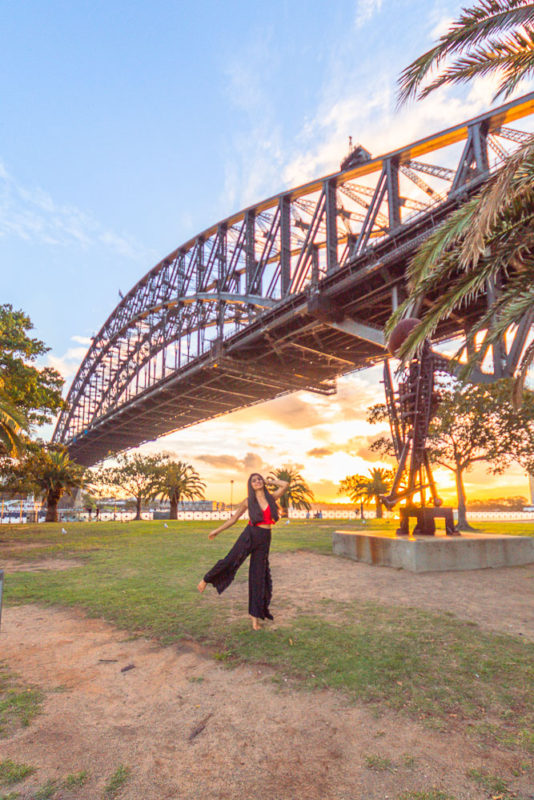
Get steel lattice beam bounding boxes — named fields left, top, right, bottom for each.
left=53, top=93, right=534, bottom=465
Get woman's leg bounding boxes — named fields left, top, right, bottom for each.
left=248, top=528, right=273, bottom=622
left=202, top=525, right=253, bottom=594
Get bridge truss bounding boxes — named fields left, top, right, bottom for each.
left=53, top=94, right=534, bottom=465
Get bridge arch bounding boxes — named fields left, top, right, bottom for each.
left=53, top=94, right=534, bottom=465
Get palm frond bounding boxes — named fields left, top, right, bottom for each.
left=0, top=425, right=20, bottom=456
left=479, top=284, right=534, bottom=334
left=395, top=249, right=531, bottom=362
left=397, top=0, right=534, bottom=104
left=0, top=398, right=28, bottom=456
left=387, top=136, right=534, bottom=358
left=418, top=28, right=534, bottom=99
left=460, top=137, right=534, bottom=263
left=408, top=197, right=483, bottom=285
left=512, top=337, right=534, bottom=405
left=395, top=131, right=534, bottom=302
left=387, top=226, right=495, bottom=342
left=393, top=1, right=534, bottom=397
left=400, top=218, right=534, bottom=346
left=393, top=259, right=502, bottom=361
left=450, top=284, right=534, bottom=381
left=386, top=197, right=484, bottom=337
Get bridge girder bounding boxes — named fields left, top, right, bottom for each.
left=53, top=94, right=534, bottom=465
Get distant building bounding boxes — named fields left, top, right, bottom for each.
left=177, top=500, right=218, bottom=512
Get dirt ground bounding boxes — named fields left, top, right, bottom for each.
left=1, top=552, right=533, bottom=800
left=1, top=558, right=82, bottom=573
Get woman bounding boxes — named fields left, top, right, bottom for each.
left=197, top=473, right=289, bottom=630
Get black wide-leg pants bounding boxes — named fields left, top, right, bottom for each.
left=203, top=524, right=273, bottom=620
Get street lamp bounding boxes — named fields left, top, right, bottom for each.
left=230, top=480, right=234, bottom=513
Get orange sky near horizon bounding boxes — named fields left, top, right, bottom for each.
left=136, top=365, right=531, bottom=508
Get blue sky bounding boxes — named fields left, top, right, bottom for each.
left=1, top=0, right=531, bottom=502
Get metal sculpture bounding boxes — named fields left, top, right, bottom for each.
left=381, top=319, right=459, bottom=536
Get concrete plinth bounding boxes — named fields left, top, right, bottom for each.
left=332, top=529, right=534, bottom=572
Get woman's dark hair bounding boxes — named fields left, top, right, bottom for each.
left=247, top=473, right=279, bottom=524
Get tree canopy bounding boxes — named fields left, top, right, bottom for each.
left=0, top=304, right=64, bottom=428
left=2, top=445, right=86, bottom=522
left=368, top=379, right=534, bottom=528
left=338, top=468, right=393, bottom=519
left=151, top=459, right=206, bottom=519
left=92, top=452, right=168, bottom=521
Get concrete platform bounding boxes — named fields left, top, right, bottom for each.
left=332, top=529, right=534, bottom=572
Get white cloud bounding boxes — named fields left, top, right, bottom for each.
left=46, top=334, right=92, bottom=381
left=220, top=30, right=286, bottom=209
left=48, top=346, right=87, bottom=380
left=218, top=0, right=533, bottom=216
left=0, top=160, right=154, bottom=262
left=71, top=335, right=93, bottom=345
left=354, top=0, right=383, bottom=30
left=279, top=69, right=534, bottom=194
left=430, top=15, right=454, bottom=39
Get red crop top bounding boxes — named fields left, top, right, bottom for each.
left=251, top=505, right=276, bottom=527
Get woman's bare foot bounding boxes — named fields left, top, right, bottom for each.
left=197, top=579, right=207, bottom=593
left=250, top=616, right=262, bottom=630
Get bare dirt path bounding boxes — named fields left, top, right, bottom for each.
left=273, top=551, right=534, bottom=641
left=1, top=558, right=83, bottom=573
left=1, top=552, right=533, bottom=800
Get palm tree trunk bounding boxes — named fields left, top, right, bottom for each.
left=135, top=496, right=142, bottom=521
left=169, top=497, right=178, bottom=520
left=375, top=496, right=383, bottom=519
left=45, top=490, right=60, bottom=523
left=455, top=467, right=474, bottom=531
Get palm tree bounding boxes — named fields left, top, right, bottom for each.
left=339, top=468, right=393, bottom=519
left=267, top=465, right=314, bottom=517
left=151, top=460, right=206, bottom=519
left=338, top=474, right=369, bottom=518
left=9, top=446, right=86, bottom=522
left=392, top=1, right=534, bottom=402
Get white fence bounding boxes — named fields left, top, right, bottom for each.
left=458, top=511, right=534, bottom=521
left=2, top=509, right=533, bottom=524
left=1, top=509, right=367, bottom=524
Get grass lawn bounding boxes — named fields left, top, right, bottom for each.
left=0, top=662, right=43, bottom=738
left=1, top=518, right=533, bottom=756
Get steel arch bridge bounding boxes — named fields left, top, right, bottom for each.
left=54, top=94, right=534, bottom=466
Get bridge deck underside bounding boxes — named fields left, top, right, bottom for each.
left=69, top=198, right=481, bottom=466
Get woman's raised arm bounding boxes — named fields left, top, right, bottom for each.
left=270, top=478, right=289, bottom=501
left=208, top=499, right=247, bottom=539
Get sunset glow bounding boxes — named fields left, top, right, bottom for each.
left=138, top=366, right=530, bottom=506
